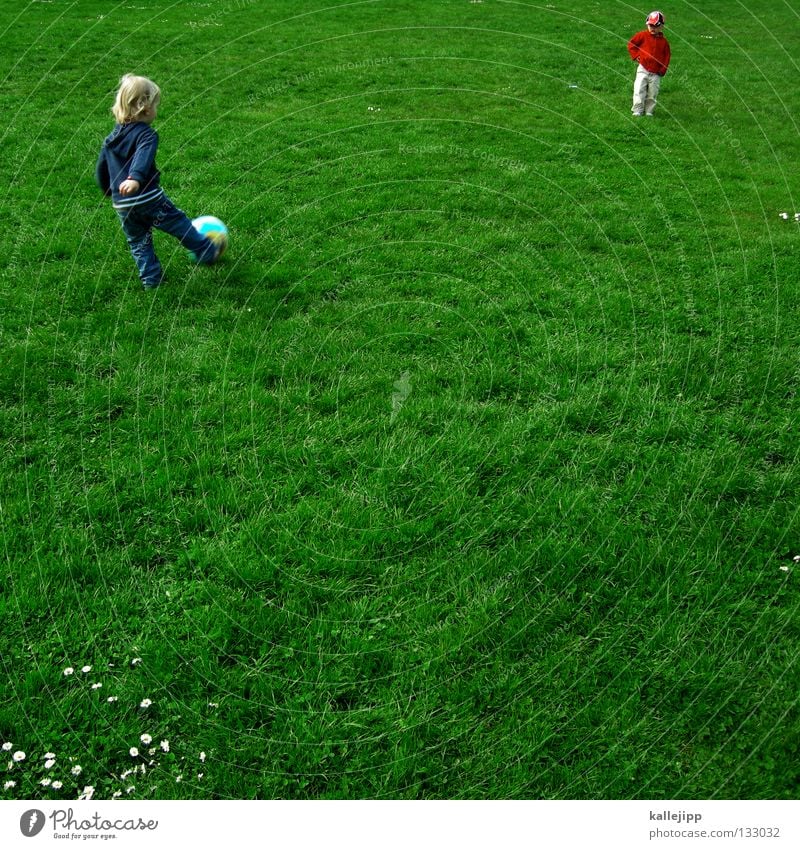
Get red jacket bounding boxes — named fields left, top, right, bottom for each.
left=628, top=30, right=671, bottom=75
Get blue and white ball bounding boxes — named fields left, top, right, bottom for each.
left=189, top=215, right=228, bottom=261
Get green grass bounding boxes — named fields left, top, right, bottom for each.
left=1, top=0, right=799, bottom=800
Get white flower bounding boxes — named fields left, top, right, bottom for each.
left=175, top=774, right=182, bottom=783
left=40, top=778, right=52, bottom=786
left=12, top=751, right=25, bottom=762
left=199, top=751, right=206, bottom=762
left=45, top=759, right=56, bottom=769
left=81, top=665, right=92, bottom=674
left=207, top=702, right=219, bottom=708
left=63, top=667, right=74, bottom=676
left=51, top=781, right=63, bottom=790
left=126, top=786, right=135, bottom=794
left=91, top=683, right=103, bottom=690
left=112, top=790, right=122, bottom=799
left=129, top=748, right=139, bottom=758
left=78, top=785, right=95, bottom=801
left=107, top=696, right=118, bottom=703
left=148, top=748, right=156, bottom=756
left=120, top=770, right=132, bottom=780
left=139, top=699, right=152, bottom=709
left=3, top=780, right=15, bottom=789
left=71, top=765, right=82, bottom=776
left=131, top=658, right=142, bottom=666
left=1, top=742, right=12, bottom=752
left=160, top=740, right=170, bottom=753
left=44, top=752, right=56, bottom=759
left=197, top=772, right=204, bottom=779
left=140, top=734, right=152, bottom=745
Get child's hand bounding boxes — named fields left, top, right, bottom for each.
left=119, top=178, right=140, bottom=196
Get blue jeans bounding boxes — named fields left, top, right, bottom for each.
left=116, top=193, right=218, bottom=288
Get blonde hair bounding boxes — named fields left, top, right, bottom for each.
left=112, top=74, right=161, bottom=123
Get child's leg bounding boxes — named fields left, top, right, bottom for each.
left=644, top=73, right=662, bottom=116
left=632, top=65, right=648, bottom=115
left=152, top=195, right=219, bottom=264
left=116, top=205, right=163, bottom=288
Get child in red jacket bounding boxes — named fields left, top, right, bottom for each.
left=628, top=11, right=671, bottom=117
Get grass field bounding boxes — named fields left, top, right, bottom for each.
left=1, top=0, right=799, bottom=800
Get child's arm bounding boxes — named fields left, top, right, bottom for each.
left=119, top=126, right=159, bottom=196
left=627, top=32, right=644, bottom=62
left=95, top=148, right=112, bottom=196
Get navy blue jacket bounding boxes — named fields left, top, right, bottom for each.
left=96, top=122, right=162, bottom=209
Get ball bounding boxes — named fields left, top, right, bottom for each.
left=189, top=215, right=228, bottom=262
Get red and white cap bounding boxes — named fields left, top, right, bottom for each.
left=646, top=11, right=665, bottom=26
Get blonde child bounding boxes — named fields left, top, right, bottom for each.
left=96, top=75, right=221, bottom=290
left=627, top=11, right=671, bottom=117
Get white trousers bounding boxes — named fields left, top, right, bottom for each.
left=632, top=65, right=662, bottom=115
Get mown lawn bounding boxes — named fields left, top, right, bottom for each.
left=1, top=0, right=799, bottom=799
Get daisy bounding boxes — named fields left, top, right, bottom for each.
left=129, top=748, right=139, bottom=758
left=131, top=658, right=142, bottom=666
left=91, top=683, right=103, bottom=690
left=107, top=696, right=118, bottom=703
left=175, top=774, right=182, bottom=783
left=78, top=786, right=94, bottom=801
left=112, top=790, right=122, bottom=799
left=63, top=667, right=74, bottom=676
left=126, top=786, right=135, bottom=794
left=71, top=765, right=82, bottom=776
left=140, top=734, right=152, bottom=745
left=199, top=752, right=206, bottom=762
left=3, top=780, right=15, bottom=789
left=44, top=752, right=56, bottom=759
left=160, top=740, right=170, bottom=753
left=51, top=781, right=63, bottom=790
left=45, top=759, right=56, bottom=769
left=1, top=742, right=12, bottom=751
left=40, top=778, right=52, bottom=787
left=81, top=666, right=92, bottom=674
left=12, top=751, right=25, bottom=762
left=139, top=699, right=152, bottom=709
